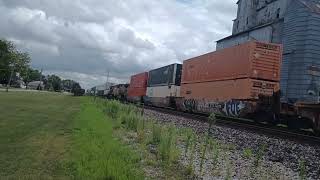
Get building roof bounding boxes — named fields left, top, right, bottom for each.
left=28, top=81, right=43, bottom=86
left=216, top=20, right=282, bottom=43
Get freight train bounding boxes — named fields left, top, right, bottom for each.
left=97, top=41, right=319, bottom=135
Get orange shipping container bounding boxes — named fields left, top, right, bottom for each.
left=128, top=72, right=148, bottom=97
left=180, top=78, right=279, bottom=101
left=182, top=41, right=282, bottom=83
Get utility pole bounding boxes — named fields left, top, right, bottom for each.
left=25, top=68, right=29, bottom=89
left=106, top=69, right=110, bottom=87
left=38, top=68, right=43, bottom=90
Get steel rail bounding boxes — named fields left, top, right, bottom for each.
left=142, top=105, right=320, bottom=146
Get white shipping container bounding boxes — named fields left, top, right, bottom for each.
left=146, top=85, right=181, bottom=98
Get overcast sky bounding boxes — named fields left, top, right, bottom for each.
left=0, top=0, right=237, bottom=89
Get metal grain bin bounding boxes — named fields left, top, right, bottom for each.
left=280, top=0, right=320, bottom=104
left=148, top=63, right=182, bottom=87
left=182, top=41, right=282, bottom=84
left=127, top=72, right=148, bottom=98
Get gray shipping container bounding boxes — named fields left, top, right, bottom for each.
left=148, top=63, right=182, bottom=87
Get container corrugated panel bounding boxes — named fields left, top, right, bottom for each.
left=148, top=64, right=182, bottom=87
left=182, top=41, right=282, bottom=84
left=128, top=72, right=148, bottom=97
left=146, top=85, right=181, bottom=98
left=180, top=78, right=279, bottom=101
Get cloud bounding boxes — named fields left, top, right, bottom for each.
left=0, top=0, right=237, bottom=89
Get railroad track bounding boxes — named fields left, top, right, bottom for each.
left=142, top=105, right=320, bottom=146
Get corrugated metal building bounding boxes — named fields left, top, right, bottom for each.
left=282, top=0, right=320, bottom=103
left=217, top=0, right=320, bottom=104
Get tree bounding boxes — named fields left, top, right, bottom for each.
left=61, top=79, right=83, bottom=95
left=47, top=75, right=62, bottom=92
left=71, top=82, right=81, bottom=93
left=0, top=39, right=14, bottom=84
left=20, top=67, right=42, bottom=89
left=61, top=79, right=74, bottom=92
left=71, top=82, right=84, bottom=96
left=0, top=39, right=31, bottom=85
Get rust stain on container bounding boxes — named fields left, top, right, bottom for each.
left=128, top=72, right=148, bottom=97
left=182, top=41, right=282, bottom=83
left=181, top=78, right=279, bottom=101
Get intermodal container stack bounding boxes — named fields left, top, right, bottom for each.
left=180, top=41, right=282, bottom=101
left=145, top=63, right=182, bottom=107
left=127, top=72, right=148, bottom=102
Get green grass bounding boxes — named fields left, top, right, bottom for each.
left=99, top=100, right=190, bottom=179
left=69, top=100, right=143, bottom=179
left=0, top=92, right=80, bottom=179
left=0, top=92, right=144, bottom=179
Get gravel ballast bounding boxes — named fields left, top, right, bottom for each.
left=144, top=109, right=320, bottom=179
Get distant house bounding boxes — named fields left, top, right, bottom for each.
left=16, top=80, right=26, bottom=88
left=28, top=81, right=44, bottom=90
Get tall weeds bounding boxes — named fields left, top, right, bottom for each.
left=299, top=159, right=306, bottom=180
left=187, top=135, right=197, bottom=176
left=104, top=100, right=120, bottom=119
left=151, top=123, right=161, bottom=144
left=210, top=139, right=220, bottom=169
left=158, top=125, right=178, bottom=164
left=199, top=113, right=217, bottom=174
left=254, top=144, right=267, bottom=167
left=184, top=128, right=194, bottom=157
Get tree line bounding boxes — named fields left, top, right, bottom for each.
left=0, top=39, right=84, bottom=95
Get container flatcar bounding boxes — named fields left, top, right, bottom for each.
left=177, top=41, right=282, bottom=123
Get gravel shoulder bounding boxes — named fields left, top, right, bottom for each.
left=144, top=109, right=320, bottom=179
